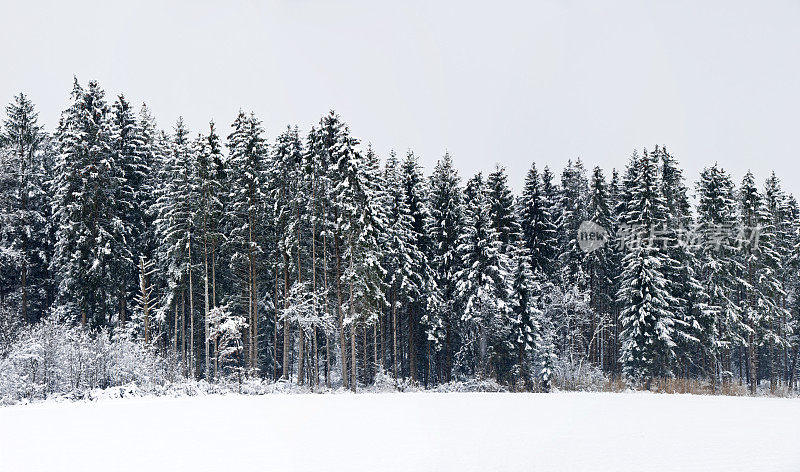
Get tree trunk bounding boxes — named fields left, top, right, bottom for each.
left=188, top=240, right=195, bottom=378
left=181, top=289, right=186, bottom=375
left=173, top=300, right=178, bottom=356
left=770, top=336, right=776, bottom=394
left=311, top=210, right=318, bottom=387
left=373, top=322, right=379, bottom=377
left=274, top=265, right=280, bottom=380
left=749, top=336, right=757, bottom=395
left=392, top=290, right=398, bottom=378
left=409, top=305, right=417, bottom=382
left=362, top=325, right=368, bottom=384
left=141, top=257, right=150, bottom=345
left=119, top=286, right=126, bottom=326
left=204, top=231, right=210, bottom=380
left=335, top=237, right=347, bottom=389
left=251, top=248, right=258, bottom=374
left=297, top=219, right=305, bottom=385
left=323, top=229, right=331, bottom=388
left=282, top=257, right=290, bottom=380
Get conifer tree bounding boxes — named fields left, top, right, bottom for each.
left=455, top=173, right=511, bottom=379
left=585, top=166, right=613, bottom=367
left=155, top=117, right=197, bottom=373
left=763, top=173, right=794, bottom=388
left=518, top=162, right=558, bottom=278
left=0, top=93, right=52, bottom=324
left=195, top=121, right=225, bottom=379
left=617, top=150, right=681, bottom=384
left=52, top=79, right=117, bottom=327
left=486, top=166, right=522, bottom=256
left=509, top=245, right=540, bottom=386
left=108, top=94, right=149, bottom=326
left=738, top=171, right=785, bottom=393
left=329, top=124, right=385, bottom=389
left=227, top=111, right=268, bottom=374
left=558, top=159, right=589, bottom=287
left=695, top=164, right=742, bottom=388
left=657, top=146, right=705, bottom=374
left=399, top=150, right=436, bottom=382
left=382, top=152, right=419, bottom=378
left=427, top=152, right=465, bottom=380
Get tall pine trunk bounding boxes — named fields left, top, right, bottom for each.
left=323, top=230, right=331, bottom=388
left=188, top=238, right=195, bottom=378
left=282, top=255, right=290, bottom=380
left=336, top=236, right=347, bottom=389
left=297, top=223, right=305, bottom=385
left=204, top=230, right=210, bottom=380
left=392, top=290, right=398, bottom=378
left=274, top=265, right=280, bottom=380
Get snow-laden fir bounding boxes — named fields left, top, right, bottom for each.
left=2, top=79, right=800, bottom=400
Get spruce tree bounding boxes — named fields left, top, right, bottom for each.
left=427, top=152, right=465, bottom=381
left=585, top=166, right=614, bottom=367
left=738, top=171, right=785, bottom=393
left=695, top=163, right=742, bottom=388
left=154, top=117, right=197, bottom=373
left=52, top=79, right=117, bottom=327
left=455, top=173, right=512, bottom=379
left=382, top=152, right=420, bottom=379
left=486, top=165, right=522, bottom=256
left=108, top=94, right=149, bottom=326
left=763, top=173, right=794, bottom=389
left=329, top=122, right=385, bottom=389
left=227, top=111, right=268, bottom=374
left=0, top=93, right=52, bottom=324
left=657, top=146, right=705, bottom=375
left=618, top=150, right=680, bottom=384
left=195, top=121, right=225, bottom=379
left=557, top=159, right=589, bottom=287
left=399, top=150, right=436, bottom=382
left=518, top=162, right=558, bottom=278
left=509, top=244, right=540, bottom=387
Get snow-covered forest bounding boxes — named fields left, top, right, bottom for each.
left=2, top=79, right=800, bottom=401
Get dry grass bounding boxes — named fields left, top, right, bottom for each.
left=598, top=376, right=798, bottom=397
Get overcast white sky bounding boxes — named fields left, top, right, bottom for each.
left=2, top=0, right=798, bottom=195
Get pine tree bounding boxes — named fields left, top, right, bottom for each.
left=304, top=123, right=337, bottom=386
left=108, top=94, right=149, bottom=326
left=486, top=166, right=522, bottom=257
left=136, top=104, right=161, bottom=267
left=617, top=149, right=681, bottom=384
left=763, top=173, right=793, bottom=390
left=509, top=245, right=540, bottom=387
left=52, top=79, right=117, bottom=328
left=738, top=171, right=785, bottom=393
left=518, top=162, right=559, bottom=278
left=195, top=121, right=225, bottom=379
left=455, top=173, right=512, bottom=380
left=0, top=93, right=52, bottom=324
left=314, top=111, right=354, bottom=388
left=657, top=146, right=705, bottom=376
left=399, top=150, right=436, bottom=383
left=695, top=163, right=742, bottom=389
left=427, top=152, right=465, bottom=381
left=154, top=117, right=197, bottom=373
left=227, top=111, right=268, bottom=375
left=382, top=152, right=419, bottom=379
left=329, top=120, right=385, bottom=389
left=558, top=159, right=589, bottom=287
left=585, top=166, right=614, bottom=368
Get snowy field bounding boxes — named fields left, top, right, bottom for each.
left=1, top=392, right=799, bottom=472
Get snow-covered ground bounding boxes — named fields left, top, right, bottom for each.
left=1, top=392, right=798, bottom=472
